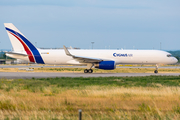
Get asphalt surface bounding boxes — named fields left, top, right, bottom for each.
left=0, top=72, right=180, bottom=79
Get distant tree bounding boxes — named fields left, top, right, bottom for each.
left=2, top=53, right=15, bottom=60
left=3, top=53, right=6, bottom=59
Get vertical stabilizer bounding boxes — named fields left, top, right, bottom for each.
left=4, top=23, right=44, bottom=64
left=4, top=23, right=30, bottom=52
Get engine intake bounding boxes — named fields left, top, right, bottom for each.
left=95, top=61, right=116, bottom=70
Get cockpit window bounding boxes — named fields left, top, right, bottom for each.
left=167, top=54, right=173, bottom=57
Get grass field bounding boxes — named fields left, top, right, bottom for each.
left=0, top=76, right=180, bottom=119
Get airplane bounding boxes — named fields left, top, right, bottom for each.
left=4, top=23, right=178, bottom=73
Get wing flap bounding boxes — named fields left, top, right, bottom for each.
left=73, top=56, right=102, bottom=63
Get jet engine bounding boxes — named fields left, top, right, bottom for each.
left=94, top=61, right=116, bottom=70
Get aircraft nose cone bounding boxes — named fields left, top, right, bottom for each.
left=173, top=57, right=178, bottom=64
left=175, top=57, right=178, bottom=63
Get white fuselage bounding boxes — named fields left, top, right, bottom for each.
left=9, top=49, right=178, bottom=65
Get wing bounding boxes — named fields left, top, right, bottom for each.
left=63, top=45, right=103, bottom=63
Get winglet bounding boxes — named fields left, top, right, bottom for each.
left=63, top=45, right=72, bottom=56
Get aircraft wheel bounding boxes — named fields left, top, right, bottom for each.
left=88, top=69, right=93, bottom=73
left=154, top=70, right=158, bottom=74
left=84, top=69, right=89, bottom=73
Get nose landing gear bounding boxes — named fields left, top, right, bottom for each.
left=154, top=64, right=158, bottom=74
left=154, top=70, right=158, bottom=73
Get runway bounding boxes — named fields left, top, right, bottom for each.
left=0, top=72, right=180, bottom=79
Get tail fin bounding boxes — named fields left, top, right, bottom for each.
left=4, top=23, right=37, bottom=52
left=4, top=23, right=44, bottom=64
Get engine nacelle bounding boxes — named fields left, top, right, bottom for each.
left=94, top=61, right=116, bottom=70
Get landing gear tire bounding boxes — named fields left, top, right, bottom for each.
left=88, top=69, right=93, bottom=73
left=154, top=70, right=158, bottom=74
left=84, top=69, right=89, bottom=73
left=84, top=69, right=93, bottom=73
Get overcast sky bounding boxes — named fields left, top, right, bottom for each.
left=0, top=0, right=180, bottom=50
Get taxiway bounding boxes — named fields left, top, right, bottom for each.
left=0, top=72, right=180, bottom=79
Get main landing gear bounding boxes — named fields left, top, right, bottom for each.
left=154, top=64, right=158, bottom=74
left=84, top=63, right=94, bottom=73
left=84, top=69, right=93, bottom=73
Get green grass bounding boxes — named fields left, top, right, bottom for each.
left=29, top=75, right=180, bottom=87
left=1, top=76, right=180, bottom=93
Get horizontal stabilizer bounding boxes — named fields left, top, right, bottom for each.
left=6, top=52, right=28, bottom=57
